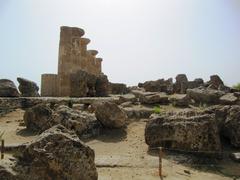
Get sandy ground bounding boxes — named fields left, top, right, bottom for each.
left=0, top=109, right=38, bottom=146
left=0, top=109, right=239, bottom=180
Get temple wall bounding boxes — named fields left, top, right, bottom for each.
left=42, top=26, right=103, bottom=97
left=41, top=74, right=58, bottom=97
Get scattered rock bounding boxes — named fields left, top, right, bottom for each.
left=123, top=106, right=153, bottom=119
left=17, top=77, right=40, bottom=97
left=208, top=75, right=224, bottom=89
left=187, top=87, right=225, bottom=104
left=69, top=70, right=109, bottom=97
left=139, top=78, right=174, bottom=94
left=174, top=74, right=188, bottom=94
left=118, top=94, right=137, bottom=104
left=120, top=101, right=133, bottom=108
left=15, top=125, right=98, bottom=180
left=0, top=165, right=16, bottom=180
left=139, top=92, right=169, bottom=105
left=70, top=70, right=97, bottom=97
left=220, top=93, right=238, bottom=105
left=169, top=94, right=189, bottom=107
left=145, top=113, right=221, bottom=152
left=24, top=103, right=101, bottom=137
left=24, top=103, right=54, bottom=132
left=0, top=79, right=20, bottom=97
left=95, top=102, right=127, bottom=128
left=132, top=90, right=154, bottom=98
left=218, top=84, right=231, bottom=93
left=187, top=78, right=204, bottom=89
left=221, top=105, right=240, bottom=147
left=95, top=74, right=109, bottom=97
left=109, top=83, right=129, bottom=94
left=234, top=92, right=240, bottom=98
left=53, top=105, right=101, bottom=137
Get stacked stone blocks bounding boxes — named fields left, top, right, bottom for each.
left=41, top=26, right=103, bottom=97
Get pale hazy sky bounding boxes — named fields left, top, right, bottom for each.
left=1, top=0, right=240, bottom=86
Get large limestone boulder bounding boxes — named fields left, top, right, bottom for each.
left=15, top=125, right=98, bottom=180
left=0, top=165, right=16, bottom=180
left=140, top=93, right=169, bottom=104
left=218, top=84, right=231, bottom=93
left=123, top=106, right=153, bottom=119
left=208, top=75, right=224, bottom=89
left=221, top=105, right=240, bottom=147
left=187, top=78, right=204, bottom=89
left=24, top=104, right=101, bottom=137
left=174, top=74, right=188, bottom=94
left=118, top=94, right=137, bottom=104
left=70, top=70, right=110, bottom=97
left=219, top=93, right=238, bottom=105
left=169, top=94, right=189, bottom=107
left=204, top=105, right=240, bottom=148
left=0, top=79, right=19, bottom=97
left=95, top=102, right=127, bottom=128
left=187, top=87, right=225, bottom=104
left=95, top=74, right=109, bottom=97
left=132, top=90, right=169, bottom=104
left=139, top=78, right=174, bottom=94
left=109, top=82, right=129, bottom=94
left=145, top=113, right=221, bottom=152
left=70, top=70, right=97, bottom=97
left=53, top=105, right=102, bottom=137
left=24, top=103, right=54, bottom=132
left=17, top=77, right=40, bottom=97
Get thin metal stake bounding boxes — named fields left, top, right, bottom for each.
left=159, top=147, right=163, bottom=179
left=1, top=140, right=4, bottom=159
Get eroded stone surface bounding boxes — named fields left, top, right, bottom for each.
left=138, top=78, right=174, bottom=94
left=221, top=105, right=240, bottom=147
left=0, top=79, right=19, bottom=97
left=187, top=87, right=225, bottom=104
left=95, top=102, right=127, bottom=128
left=24, top=104, right=102, bottom=138
left=109, top=83, right=129, bottom=94
left=15, top=125, right=98, bottom=180
left=17, top=77, right=40, bottom=97
left=145, top=113, right=221, bottom=152
left=169, top=94, right=189, bottom=107
left=174, top=74, right=188, bottom=94
left=140, top=93, right=169, bottom=105
left=41, top=26, right=103, bottom=97
left=219, top=93, right=238, bottom=105
left=123, top=106, right=153, bottom=119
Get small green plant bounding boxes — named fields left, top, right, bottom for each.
left=153, top=105, right=161, bottom=114
left=233, top=83, right=240, bottom=91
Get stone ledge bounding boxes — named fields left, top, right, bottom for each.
left=0, top=97, right=120, bottom=110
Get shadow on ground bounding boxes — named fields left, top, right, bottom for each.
left=16, top=128, right=38, bottom=137
left=147, top=147, right=240, bottom=179
left=82, top=127, right=127, bottom=143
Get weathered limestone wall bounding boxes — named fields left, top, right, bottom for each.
left=57, top=26, right=102, bottom=97
left=41, top=26, right=103, bottom=97
left=41, top=74, right=58, bottom=97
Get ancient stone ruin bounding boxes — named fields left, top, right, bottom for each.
left=41, top=26, right=105, bottom=97
left=0, top=25, right=240, bottom=179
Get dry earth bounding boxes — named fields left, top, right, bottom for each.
left=0, top=109, right=239, bottom=180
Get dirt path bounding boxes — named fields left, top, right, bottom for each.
left=0, top=109, right=37, bottom=146
left=86, top=120, right=238, bottom=180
